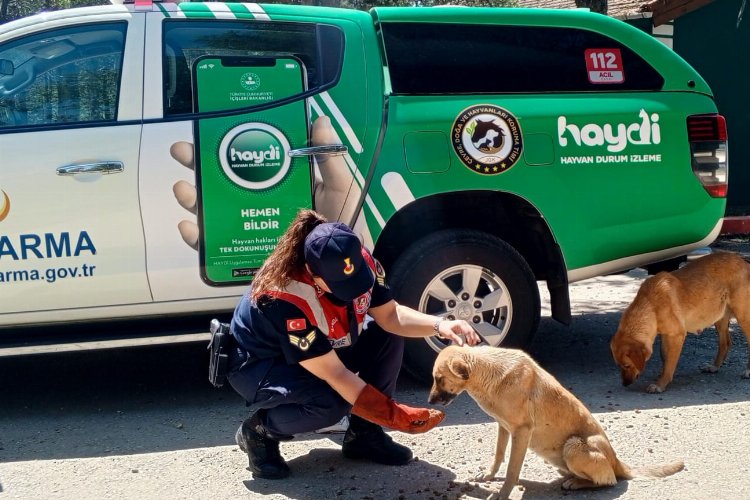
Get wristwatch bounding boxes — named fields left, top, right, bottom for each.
left=433, top=317, right=444, bottom=338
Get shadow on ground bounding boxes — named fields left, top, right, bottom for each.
left=242, top=448, right=468, bottom=499
left=3, top=265, right=750, bottom=465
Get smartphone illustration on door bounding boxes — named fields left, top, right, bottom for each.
left=193, top=55, right=312, bottom=286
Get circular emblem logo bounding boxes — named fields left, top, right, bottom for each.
left=451, top=105, right=523, bottom=175
left=0, top=189, right=9, bottom=222
left=218, top=123, right=291, bottom=190
left=240, top=72, right=260, bottom=91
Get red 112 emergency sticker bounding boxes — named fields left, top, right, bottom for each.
left=584, top=48, right=624, bottom=84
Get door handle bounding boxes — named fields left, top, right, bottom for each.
left=56, top=161, right=124, bottom=176
left=289, top=144, right=348, bottom=158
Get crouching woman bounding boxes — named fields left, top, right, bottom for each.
left=227, top=209, right=480, bottom=478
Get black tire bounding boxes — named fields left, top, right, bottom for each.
left=645, top=256, right=686, bottom=275
left=388, top=229, right=541, bottom=384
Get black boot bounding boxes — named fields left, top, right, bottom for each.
left=235, top=412, right=292, bottom=479
left=341, top=415, right=413, bottom=465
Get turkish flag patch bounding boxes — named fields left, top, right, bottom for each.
left=286, top=318, right=306, bottom=331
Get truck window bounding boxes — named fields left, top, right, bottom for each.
left=380, top=23, right=664, bottom=94
left=0, top=23, right=126, bottom=129
left=162, top=20, right=344, bottom=116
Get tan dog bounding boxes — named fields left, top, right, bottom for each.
left=610, top=251, right=750, bottom=394
left=429, top=345, right=683, bottom=500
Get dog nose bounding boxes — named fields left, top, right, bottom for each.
left=429, top=391, right=454, bottom=405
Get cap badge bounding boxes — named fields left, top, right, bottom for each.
left=343, top=257, right=354, bottom=275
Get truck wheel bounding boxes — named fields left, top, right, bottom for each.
left=388, top=229, right=540, bottom=384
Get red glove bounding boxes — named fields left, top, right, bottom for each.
left=351, top=384, right=445, bottom=434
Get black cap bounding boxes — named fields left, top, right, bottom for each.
left=304, top=222, right=375, bottom=301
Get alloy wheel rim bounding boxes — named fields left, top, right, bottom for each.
left=418, top=264, right=512, bottom=352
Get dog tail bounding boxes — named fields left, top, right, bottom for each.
left=616, top=459, right=684, bottom=479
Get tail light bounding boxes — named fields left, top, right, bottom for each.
left=687, top=114, right=728, bottom=198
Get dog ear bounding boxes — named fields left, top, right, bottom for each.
left=448, top=355, right=471, bottom=380
left=628, top=345, right=647, bottom=371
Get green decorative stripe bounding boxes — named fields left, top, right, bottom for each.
left=180, top=3, right=217, bottom=18
left=177, top=3, right=265, bottom=19
left=228, top=3, right=254, bottom=18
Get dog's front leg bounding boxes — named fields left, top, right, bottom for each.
left=648, top=330, right=686, bottom=393
left=476, top=422, right=509, bottom=481
left=488, top=425, right=532, bottom=500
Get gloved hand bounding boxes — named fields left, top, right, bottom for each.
left=351, top=384, right=445, bottom=434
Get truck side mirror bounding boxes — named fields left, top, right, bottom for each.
left=0, top=59, right=14, bottom=76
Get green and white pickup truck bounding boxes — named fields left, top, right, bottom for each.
left=0, top=0, right=727, bottom=381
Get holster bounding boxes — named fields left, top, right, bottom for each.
left=208, top=318, right=233, bottom=388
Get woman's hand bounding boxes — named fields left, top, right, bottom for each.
left=369, top=300, right=482, bottom=346
left=436, top=318, right=482, bottom=347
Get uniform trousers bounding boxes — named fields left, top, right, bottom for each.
left=227, top=320, right=404, bottom=436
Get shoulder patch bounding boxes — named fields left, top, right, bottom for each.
left=286, top=318, right=306, bottom=331
left=375, top=260, right=385, bottom=278
left=375, top=260, right=386, bottom=286
left=354, top=293, right=371, bottom=315
left=289, top=330, right=316, bottom=351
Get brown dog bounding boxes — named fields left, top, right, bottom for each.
left=610, top=251, right=750, bottom=394
left=429, top=345, right=683, bottom=500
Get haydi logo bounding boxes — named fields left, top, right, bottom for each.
left=219, top=123, right=291, bottom=191
left=230, top=145, right=280, bottom=164
left=0, top=190, right=9, bottom=222
left=558, top=109, right=661, bottom=153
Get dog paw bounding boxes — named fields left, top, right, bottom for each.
left=487, top=487, right=512, bottom=500
left=645, top=383, right=664, bottom=394
left=474, top=473, right=496, bottom=482
left=742, top=370, right=750, bottom=379
left=562, top=478, right=576, bottom=490
left=563, top=476, right=598, bottom=490
left=701, top=364, right=719, bottom=374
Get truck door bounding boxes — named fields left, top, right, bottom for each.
left=0, top=13, right=149, bottom=319
left=141, top=5, right=373, bottom=295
